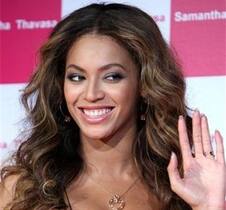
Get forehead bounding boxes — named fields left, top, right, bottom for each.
left=66, top=34, right=136, bottom=70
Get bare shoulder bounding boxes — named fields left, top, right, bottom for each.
left=0, top=174, right=20, bottom=209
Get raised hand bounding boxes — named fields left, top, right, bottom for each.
left=167, top=110, right=226, bottom=210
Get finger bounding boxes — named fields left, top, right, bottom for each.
left=167, top=152, right=183, bottom=192
left=201, top=115, right=213, bottom=158
left=215, top=130, right=225, bottom=164
left=192, top=110, right=203, bottom=157
left=178, top=115, right=192, bottom=163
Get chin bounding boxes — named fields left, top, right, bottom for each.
left=80, top=129, right=113, bottom=141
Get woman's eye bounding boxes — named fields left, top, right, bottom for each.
left=67, top=74, right=85, bottom=82
left=105, top=73, right=124, bottom=81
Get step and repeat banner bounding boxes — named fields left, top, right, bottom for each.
left=0, top=0, right=226, bottom=164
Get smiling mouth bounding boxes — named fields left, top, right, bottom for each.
left=82, top=108, right=113, bottom=118
left=78, top=107, right=115, bottom=122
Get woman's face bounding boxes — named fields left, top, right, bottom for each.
left=64, top=34, right=139, bottom=141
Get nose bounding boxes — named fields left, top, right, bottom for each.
left=84, top=78, right=105, bottom=102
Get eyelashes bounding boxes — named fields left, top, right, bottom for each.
left=67, top=74, right=85, bottom=82
left=66, top=72, right=125, bottom=82
left=105, top=73, right=124, bottom=81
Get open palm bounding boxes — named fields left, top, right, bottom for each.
left=167, top=111, right=225, bottom=210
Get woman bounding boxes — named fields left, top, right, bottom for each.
left=0, top=3, right=225, bottom=210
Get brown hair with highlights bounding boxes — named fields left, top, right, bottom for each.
left=1, top=3, right=192, bottom=210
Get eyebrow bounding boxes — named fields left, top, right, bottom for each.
left=66, top=63, right=127, bottom=72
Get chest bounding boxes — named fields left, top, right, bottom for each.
left=66, top=181, right=160, bottom=210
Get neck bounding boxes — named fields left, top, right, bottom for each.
left=80, top=125, right=139, bottom=179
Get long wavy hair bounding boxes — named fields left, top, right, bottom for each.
left=1, top=3, right=192, bottom=210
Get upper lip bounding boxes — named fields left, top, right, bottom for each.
left=78, top=106, right=115, bottom=110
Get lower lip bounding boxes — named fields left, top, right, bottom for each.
left=79, top=108, right=114, bottom=124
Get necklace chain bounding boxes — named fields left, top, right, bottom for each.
left=89, top=176, right=139, bottom=210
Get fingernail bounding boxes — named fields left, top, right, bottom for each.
left=200, top=113, right=205, bottom=117
left=179, top=115, right=183, bottom=120
left=215, top=129, right=221, bottom=137
left=194, top=108, right=199, bottom=112
left=201, top=114, right=206, bottom=121
left=171, top=152, right=175, bottom=159
left=193, top=109, right=200, bottom=117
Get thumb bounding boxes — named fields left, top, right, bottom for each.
left=167, top=152, right=183, bottom=193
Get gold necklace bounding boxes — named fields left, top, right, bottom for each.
left=89, top=176, right=139, bottom=210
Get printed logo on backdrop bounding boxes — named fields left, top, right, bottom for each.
left=0, top=0, right=61, bottom=84
left=0, top=0, right=61, bottom=163
left=0, top=19, right=57, bottom=31
left=170, top=0, right=226, bottom=77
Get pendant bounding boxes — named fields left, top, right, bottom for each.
left=108, top=194, right=125, bottom=210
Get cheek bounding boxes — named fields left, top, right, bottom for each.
left=108, top=83, right=138, bottom=107
left=64, top=83, right=80, bottom=105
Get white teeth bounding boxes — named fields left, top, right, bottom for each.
left=83, top=108, right=112, bottom=118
